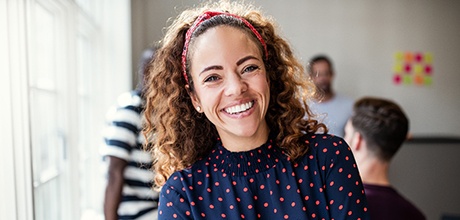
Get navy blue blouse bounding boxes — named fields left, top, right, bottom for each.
left=158, top=134, right=370, bottom=219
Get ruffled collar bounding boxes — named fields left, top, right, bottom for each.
left=206, top=137, right=286, bottom=177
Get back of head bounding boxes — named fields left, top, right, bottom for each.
left=351, top=97, right=409, bottom=161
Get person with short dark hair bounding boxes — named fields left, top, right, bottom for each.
left=344, top=97, right=426, bottom=220
left=307, top=55, right=354, bottom=137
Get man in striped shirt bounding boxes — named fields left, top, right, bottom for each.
left=102, top=47, right=158, bottom=219
left=102, top=90, right=158, bottom=220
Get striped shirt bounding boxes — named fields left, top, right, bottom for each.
left=102, top=90, right=158, bottom=219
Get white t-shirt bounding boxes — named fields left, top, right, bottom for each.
left=308, top=94, right=354, bottom=138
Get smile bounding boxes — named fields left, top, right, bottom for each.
left=224, top=101, right=254, bottom=114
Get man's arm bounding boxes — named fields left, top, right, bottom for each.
left=104, top=156, right=128, bottom=220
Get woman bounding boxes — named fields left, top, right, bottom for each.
left=143, top=1, right=369, bottom=219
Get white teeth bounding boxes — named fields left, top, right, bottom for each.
left=225, top=101, right=254, bottom=114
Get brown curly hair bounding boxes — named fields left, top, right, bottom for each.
left=143, top=1, right=326, bottom=188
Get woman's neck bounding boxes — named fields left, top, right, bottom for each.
left=219, top=127, right=270, bottom=152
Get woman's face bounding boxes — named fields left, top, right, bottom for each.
left=188, top=26, right=270, bottom=150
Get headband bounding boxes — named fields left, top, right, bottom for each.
left=181, top=11, right=268, bottom=84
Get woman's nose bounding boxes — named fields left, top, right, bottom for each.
left=224, top=73, right=248, bottom=97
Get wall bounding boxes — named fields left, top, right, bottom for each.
left=131, top=1, right=460, bottom=219
left=389, top=142, right=460, bottom=220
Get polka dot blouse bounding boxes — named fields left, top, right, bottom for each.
left=158, top=134, right=369, bottom=219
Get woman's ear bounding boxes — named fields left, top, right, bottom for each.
left=186, top=84, right=202, bottom=112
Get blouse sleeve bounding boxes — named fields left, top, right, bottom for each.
left=319, top=136, right=370, bottom=219
left=158, top=183, right=193, bottom=220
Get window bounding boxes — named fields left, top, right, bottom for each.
left=1, top=0, right=132, bottom=219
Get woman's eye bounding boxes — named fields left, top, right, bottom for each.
left=204, top=75, right=220, bottom=82
left=243, top=65, right=259, bottom=73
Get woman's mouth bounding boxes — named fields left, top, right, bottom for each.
left=224, top=101, right=254, bottom=114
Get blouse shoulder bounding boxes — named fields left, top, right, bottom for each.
left=302, top=133, right=351, bottom=159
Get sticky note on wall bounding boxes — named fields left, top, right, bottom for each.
left=393, top=51, right=433, bottom=86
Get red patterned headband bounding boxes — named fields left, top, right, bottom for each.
left=181, top=11, right=268, bottom=84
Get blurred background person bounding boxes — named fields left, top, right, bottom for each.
left=344, top=97, right=426, bottom=220
left=307, top=55, right=353, bottom=137
left=101, top=47, right=159, bottom=220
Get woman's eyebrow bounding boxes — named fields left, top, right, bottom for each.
left=237, top=55, right=259, bottom=66
left=200, top=65, right=223, bottom=75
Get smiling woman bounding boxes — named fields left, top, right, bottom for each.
left=143, top=1, right=370, bottom=219
left=188, top=25, right=270, bottom=151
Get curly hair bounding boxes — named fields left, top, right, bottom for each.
left=143, top=1, right=326, bottom=188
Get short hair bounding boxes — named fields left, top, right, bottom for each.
left=308, top=55, right=334, bottom=75
left=350, top=97, right=409, bottom=161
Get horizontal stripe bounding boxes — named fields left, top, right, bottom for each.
left=124, top=166, right=154, bottom=183
left=123, top=105, right=143, bottom=114
left=101, top=147, right=130, bottom=161
left=125, top=178, right=153, bottom=188
left=107, top=107, right=142, bottom=127
left=121, top=195, right=158, bottom=203
left=119, top=207, right=157, bottom=219
left=123, top=185, right=159, bottom=199
left=130, top=149, right=152, bottom=163
left=105, top=139, right=132, bottom=152
left=104, top=126, right=137, bottom=146
left=118, top=200, right=158, bottom=216
left=127, top=161, right=152, bottom=171
left=112, top=121, right=138, bottom=134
